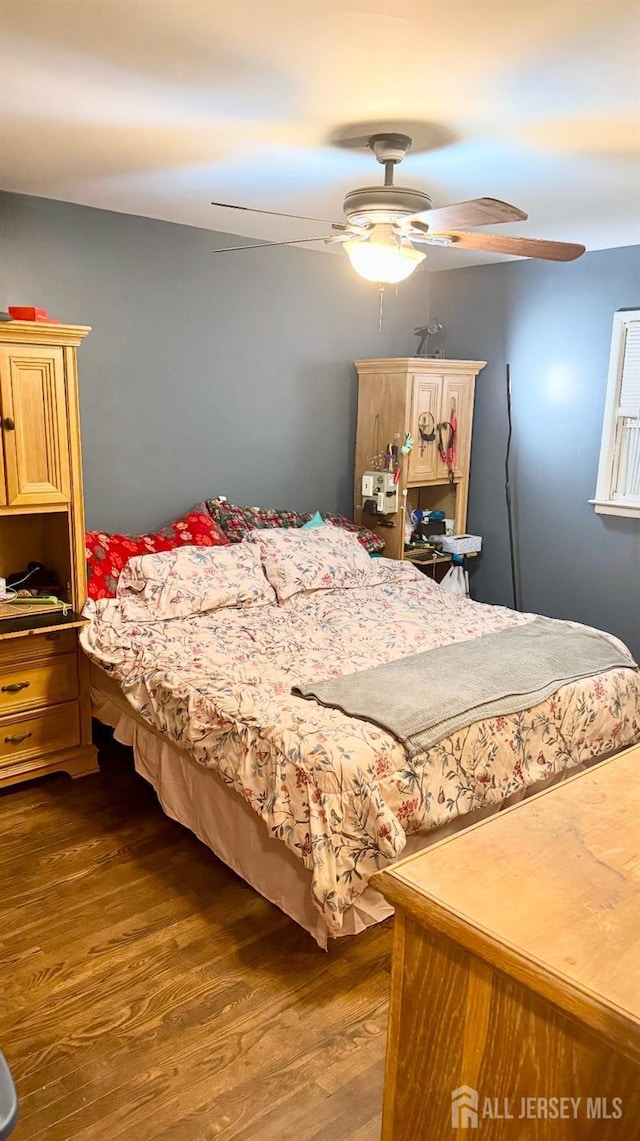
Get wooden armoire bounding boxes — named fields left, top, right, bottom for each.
left=354, top=358, right=486, bottom=561
left=0, top=321, right=99, bottom=788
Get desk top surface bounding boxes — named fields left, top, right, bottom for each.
left=374, top=745, right=640, bottom=1054
left=0, top=609, right=86, bottom=640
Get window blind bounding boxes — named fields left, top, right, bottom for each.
left=619, top=320, right=640, bottom=414
left=614, top=319, right=640, bottom=499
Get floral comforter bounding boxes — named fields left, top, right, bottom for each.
left=82, top=560, right=640, bottom=932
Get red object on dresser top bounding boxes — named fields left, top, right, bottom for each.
left=8, top=306, right=59, bottom=321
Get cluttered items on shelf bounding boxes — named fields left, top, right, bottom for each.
left=404, top=508, right=448, bottom=552
left=0, top=562, right=71, bottom=620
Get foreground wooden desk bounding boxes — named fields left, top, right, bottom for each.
left=372, top=745, right=640, bottom=1140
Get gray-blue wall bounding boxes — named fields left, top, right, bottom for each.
left=3, top=191, right=638, bottom=656
left=0, top=191, right=428, bottom=531
left=430, top=246, right=640, bottom=658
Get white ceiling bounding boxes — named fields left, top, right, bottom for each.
left=1, top=0, right=639, bottom=270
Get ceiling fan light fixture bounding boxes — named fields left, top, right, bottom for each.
left=344, top=236, right=426, bottom=284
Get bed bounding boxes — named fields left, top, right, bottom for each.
left=81, top=528, right=640, bottom=948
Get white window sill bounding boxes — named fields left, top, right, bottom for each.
left=589, top=498, right=640, bottom=519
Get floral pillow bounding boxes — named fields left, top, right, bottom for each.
left=86, top=505, right=229, bottom=600
left=247, top=526, right=376, bottom=603
left=323, top=512, right=385, bottom=555
left=116, top=543, right=275, bottom=620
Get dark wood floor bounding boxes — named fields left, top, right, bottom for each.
left=0, top=730, right=391, bottom=1140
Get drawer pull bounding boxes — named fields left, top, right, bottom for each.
left=5, top=732, right=33, bottom=745
left=45, top=632, right=62, bottom=641
left=1, top=681, right=30, bottom=694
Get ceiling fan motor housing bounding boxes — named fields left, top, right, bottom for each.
left=343, top=186, right=432, bottom=227
left=368, top=132, right=413, bottom=164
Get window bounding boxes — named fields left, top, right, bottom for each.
left=592, top=309, right=640, bottom=519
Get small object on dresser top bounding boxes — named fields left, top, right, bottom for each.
left=7, top=561, right=62, bottom=597
left=0, top=597, right=70, bottom=622
left=10, top=594, right=66, bottom=605
left=404, top=544, right=439, bottom=561
left=7, top=306, right=60, bottom=323
left=439, top=533, right=482, bottom=555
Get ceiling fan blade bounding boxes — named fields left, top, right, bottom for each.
left=211, top=200, right=342, bottom=227
left=404, top=197, right=528, bottom=231
left=438, top=231, right=586, bottom=261
left=211, top=236, right=334, bottom=253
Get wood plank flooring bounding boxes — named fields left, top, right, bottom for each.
left=0, top=729, right=391, bottom=1140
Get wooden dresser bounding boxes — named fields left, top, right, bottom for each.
left=0, top=322, right=98, bottom=787
left=372, top=746, right=640, bottom=1140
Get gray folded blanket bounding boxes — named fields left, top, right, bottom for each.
left=292, top=617, right=636, bottom=756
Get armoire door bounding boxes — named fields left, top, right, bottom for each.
left=407, top=376, right=442, bottom=483
left=437, top=375, right=473, bottom=482
left=0, top=346, right=71, bottom=506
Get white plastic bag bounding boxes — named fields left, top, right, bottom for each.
left=404, top=508, right=413, bottom=546
left=440, top=564, right=468, bottom=596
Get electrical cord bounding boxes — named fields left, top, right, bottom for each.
left=2, top=564, right=42, bottom=601
left=1, top=565, right=63, bottom=605
left=1, top=561, right=65, bottom=607
left=505, top=363, right=520, bottom=611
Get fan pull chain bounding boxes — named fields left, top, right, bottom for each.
left=378, top=285, right=385, bottom=333
left=371, top=414, right=382, bottom=470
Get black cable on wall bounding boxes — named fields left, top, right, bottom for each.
left=505, top=363, right=520, bottom=611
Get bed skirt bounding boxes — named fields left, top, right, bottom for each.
left=90, top=662, right=598, bottom=949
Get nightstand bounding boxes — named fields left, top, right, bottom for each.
left=0, top=611, right=97, bottom=787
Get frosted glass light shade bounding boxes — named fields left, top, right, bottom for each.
left=344, top=239, right=426, bottom=284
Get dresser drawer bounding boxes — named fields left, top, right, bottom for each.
left=0, top=653, right=78, bottom=716
left=0, top=703, right=81, bottom=765
left=0, top=628, right=78, bottom=668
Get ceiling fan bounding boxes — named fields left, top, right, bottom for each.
left=210, top=132, right=586, bottom=287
